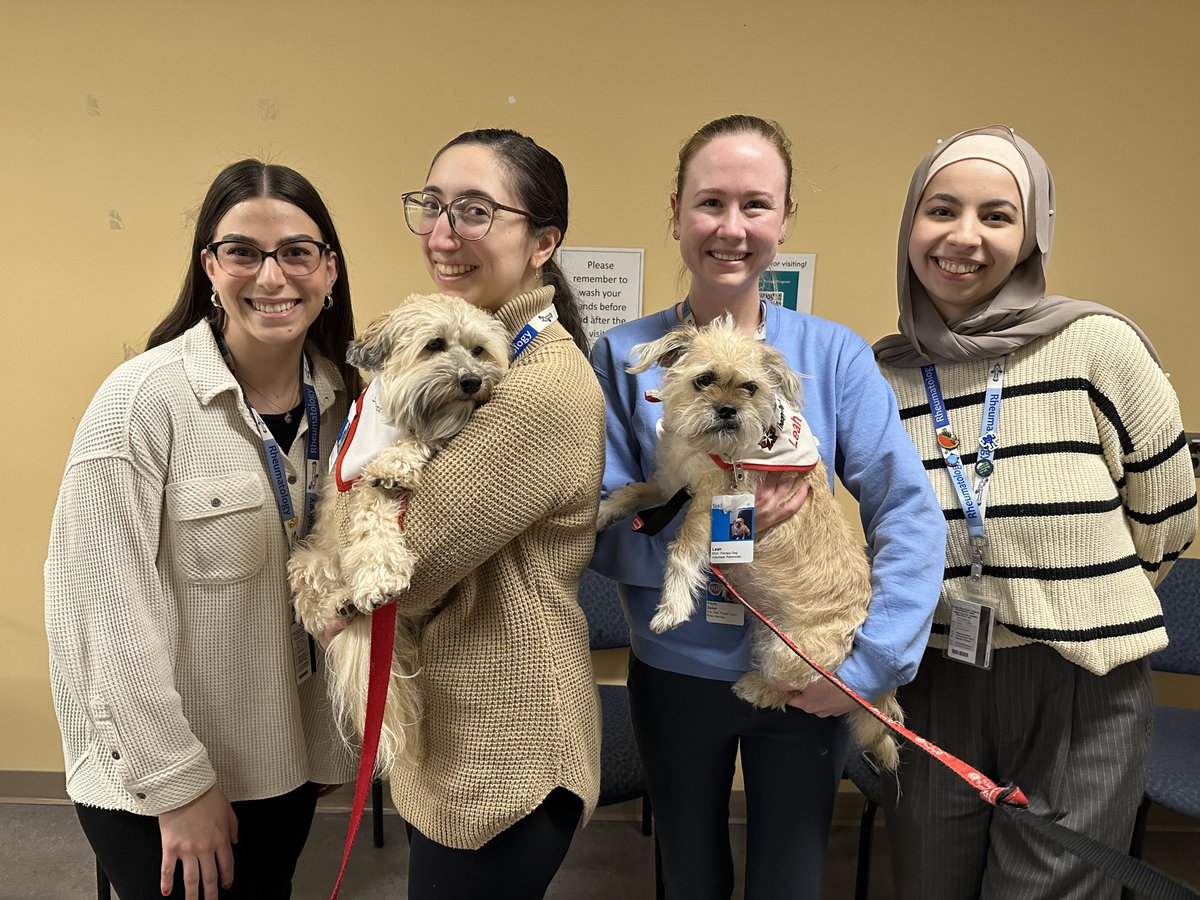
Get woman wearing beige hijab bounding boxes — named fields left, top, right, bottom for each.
left=875, top=125, right=1196, bottom=899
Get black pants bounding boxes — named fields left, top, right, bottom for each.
left=76, top=781, right=318, bottom=899
left=405, top=787, right=582, bottom=898
left=628, top=654, right=850, bottom=900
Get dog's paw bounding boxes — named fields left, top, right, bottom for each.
left=595, top=500, right=624, bottom=532
left=366, top=470, right=420, bottom=492
left=732, top=672, right=790, bottom=710
left=362, top=448, right=427, bottom=494
left=346, top=573, right=412, bottom=615
left=649, top=603, right=692, bottom=633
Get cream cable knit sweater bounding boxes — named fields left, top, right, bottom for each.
left=45, top=321, right=355, bottom=815
left=880, top=315, right=1197, bottom=675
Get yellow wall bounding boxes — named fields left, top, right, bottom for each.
left=3, top=0, right=1198, bottom=773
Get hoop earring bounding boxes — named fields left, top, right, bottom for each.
left=210, top=289, right=222, bottom=309
left=672, top=230, right=680, bottom=241
left=323, top=292, right=333, bottom=310
left=778, top=236, right=786, bottom=245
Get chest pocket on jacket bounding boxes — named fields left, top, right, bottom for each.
left=166, top=472, right=267, bottom=582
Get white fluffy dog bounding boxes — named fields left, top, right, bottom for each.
left=597, top=317, right=903, bottom=769
left=289, top=292, right=510, bottom=769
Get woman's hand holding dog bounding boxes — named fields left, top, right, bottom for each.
left=754, top=471, right=810, bottom=532
left=158, top=784, right=238, bottom=900
left=771, top=677, right=861, bottom=717
left=317, top=616, right=350, bottom=650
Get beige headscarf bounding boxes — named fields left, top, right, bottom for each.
left=873, top=125, right=1158, bottom=367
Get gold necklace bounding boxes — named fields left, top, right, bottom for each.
left=239, top=379, right=301, bottom=422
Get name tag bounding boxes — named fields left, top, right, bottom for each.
left=710, top=492, right=756, bottom=564
left=944, top=597, right=996, bottom=669
left=706, top=600, right=745, bottom=626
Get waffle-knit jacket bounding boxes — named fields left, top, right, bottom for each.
left=45, top=320, right=354, bottom=815
left=880, top=315, right=1197, bottom=674
left=375, top=286, right=604, bottom=850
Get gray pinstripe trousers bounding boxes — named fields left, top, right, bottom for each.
left=886, top=643, right=1153, bottom=900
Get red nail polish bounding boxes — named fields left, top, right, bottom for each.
left=223, top=884, right=233, bottom=891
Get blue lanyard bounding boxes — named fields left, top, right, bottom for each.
left=921, top=357, right=1006, bottom=580
left=511, top=305, right=558, bottom=358
left=214, top=329, right=321, bottom=547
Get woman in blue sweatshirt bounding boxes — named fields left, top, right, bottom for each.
left=590, top=114, right=946, bottom=899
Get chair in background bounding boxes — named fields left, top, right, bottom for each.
left=372, top=777, right=386, bottom=847
left=577, top=568, right=662, bottom=898
left=370, top=569, right=655, bottom=853
left=1126, top=556, right=1200, bottom=898
left=842, top=749, right=888, bottom=900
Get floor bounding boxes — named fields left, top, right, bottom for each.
left=1, top=797, right=1197, bottom=898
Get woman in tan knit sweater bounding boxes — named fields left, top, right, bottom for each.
left=45, top=161, right=361, bottom=899
left=875, top=126, right=1197, bottom=899
left=329, top=129, right=604, bottom=898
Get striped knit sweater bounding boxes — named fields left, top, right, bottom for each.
left=880, top=315, right=1196, bottom=675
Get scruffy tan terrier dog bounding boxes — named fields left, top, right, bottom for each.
left=597, top=316, right=902, bottom=769
left=289, top=292, right=510, bottom=768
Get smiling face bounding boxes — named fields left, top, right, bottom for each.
left=908, top=158, right=1025, bottom=322
left=671, top=133, right=791, bottom=307
left=201, top=197, right=336, bottom=359
left=418, top=143, right=558, bottom=313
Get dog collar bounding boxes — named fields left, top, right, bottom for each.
left=709, top=393, right=821, bottom=473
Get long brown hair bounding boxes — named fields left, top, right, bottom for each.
left=147, top=160, right=360, bottom=396
left=432, top=129, right=589, bottom=355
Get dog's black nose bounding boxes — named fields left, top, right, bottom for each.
left=460, top=374, right=483, bottom=395
left=716, top=404, right=738, bottom=421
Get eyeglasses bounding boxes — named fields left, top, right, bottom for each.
left=206, top=239, right=331, bottom=276
left=401, top=191, right=532, bottom=241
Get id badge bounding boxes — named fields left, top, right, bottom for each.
left=706, top=599, right=745, bottom=626
left=710, top=492, right=756, bottom=564
left=944, top=596, right=996, bottom=669
left=291, top=621, right=316, bottom=685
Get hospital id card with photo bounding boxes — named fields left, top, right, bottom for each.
left=944, top=596, right=996, bottom=669
left=710, top=492, right=756, bottom=564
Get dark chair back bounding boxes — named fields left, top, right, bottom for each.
left=577, top=569, right=647, bottom=807
left=1151, top=558, right=1200, bottom=676
left=578, top=568, right=631, bottom=651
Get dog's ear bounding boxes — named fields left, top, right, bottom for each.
left=626, top=327, right=695, bottom=374
left=761, top=343, right=805, bottom=408
left=347, top=311, right=395, bottom=372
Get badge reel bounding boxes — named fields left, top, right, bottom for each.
left=706, top=486, right=755, bottom=626
left=944, top=541, right=997, bottom=670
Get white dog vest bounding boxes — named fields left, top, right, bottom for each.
left=330, top=379, right=403, bottom=492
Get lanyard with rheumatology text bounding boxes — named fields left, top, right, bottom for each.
left=214, top=329, right=321, bottom=548
left=921, top=356, right=1007, bottom=585
left=511, top=304, right=558, bottom=356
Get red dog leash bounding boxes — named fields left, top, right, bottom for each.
left=328, top=497, right=408, bottom=900
left=708, top=564, right=1028, bottom=809
left=709, top=564, right=1200, bottom=900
